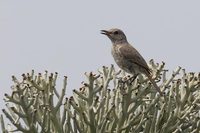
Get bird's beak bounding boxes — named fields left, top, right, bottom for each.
left=101, top=30, right=110, bottom=35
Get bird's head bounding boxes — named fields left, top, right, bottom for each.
left=101, top=28, right=128, bottom=44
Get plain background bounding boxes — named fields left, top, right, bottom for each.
left=0, top=1, right=200, bottom=112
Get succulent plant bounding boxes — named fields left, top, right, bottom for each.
left=1, top=60, right=200, bottom=133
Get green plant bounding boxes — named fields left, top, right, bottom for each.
left=1, top=60, right=200, bottom=133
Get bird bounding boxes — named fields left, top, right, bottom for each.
left=101, top=28, right=163, bottom=96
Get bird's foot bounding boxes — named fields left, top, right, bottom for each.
left=127, top=74, right=138, bottom=85
left=117, top=77, right=125, bottom=89
left=117, top=75, right=138, bottom=89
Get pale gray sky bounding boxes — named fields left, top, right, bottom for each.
left=0, top=0, right=200, bottom=109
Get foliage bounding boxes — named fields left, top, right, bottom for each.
left=1, top=60, right=200, bottom=133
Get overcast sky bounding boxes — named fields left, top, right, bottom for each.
left=0, top=0, right=200, bottom=110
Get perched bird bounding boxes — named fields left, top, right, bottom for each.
left=101, top=28, right=163, bottom=96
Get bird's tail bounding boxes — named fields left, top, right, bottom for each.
left=146, top=74, right=163, bottom=96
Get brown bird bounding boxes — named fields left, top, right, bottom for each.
left=101, top=28, right=163, bottom=96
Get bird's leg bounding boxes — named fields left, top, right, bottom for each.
left=117, top=77, right=125, bottom=89
left=129, top=74, right=138, bottom=84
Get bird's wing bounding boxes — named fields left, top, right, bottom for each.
left=118, top=44, right=151, bottom=74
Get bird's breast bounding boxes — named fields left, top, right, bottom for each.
left=111, top=46, right=125, bottom=68
left=111, top=45, right=139, bottom=74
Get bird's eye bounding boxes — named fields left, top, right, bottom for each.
left=113, top=31, right=119, bottom=35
